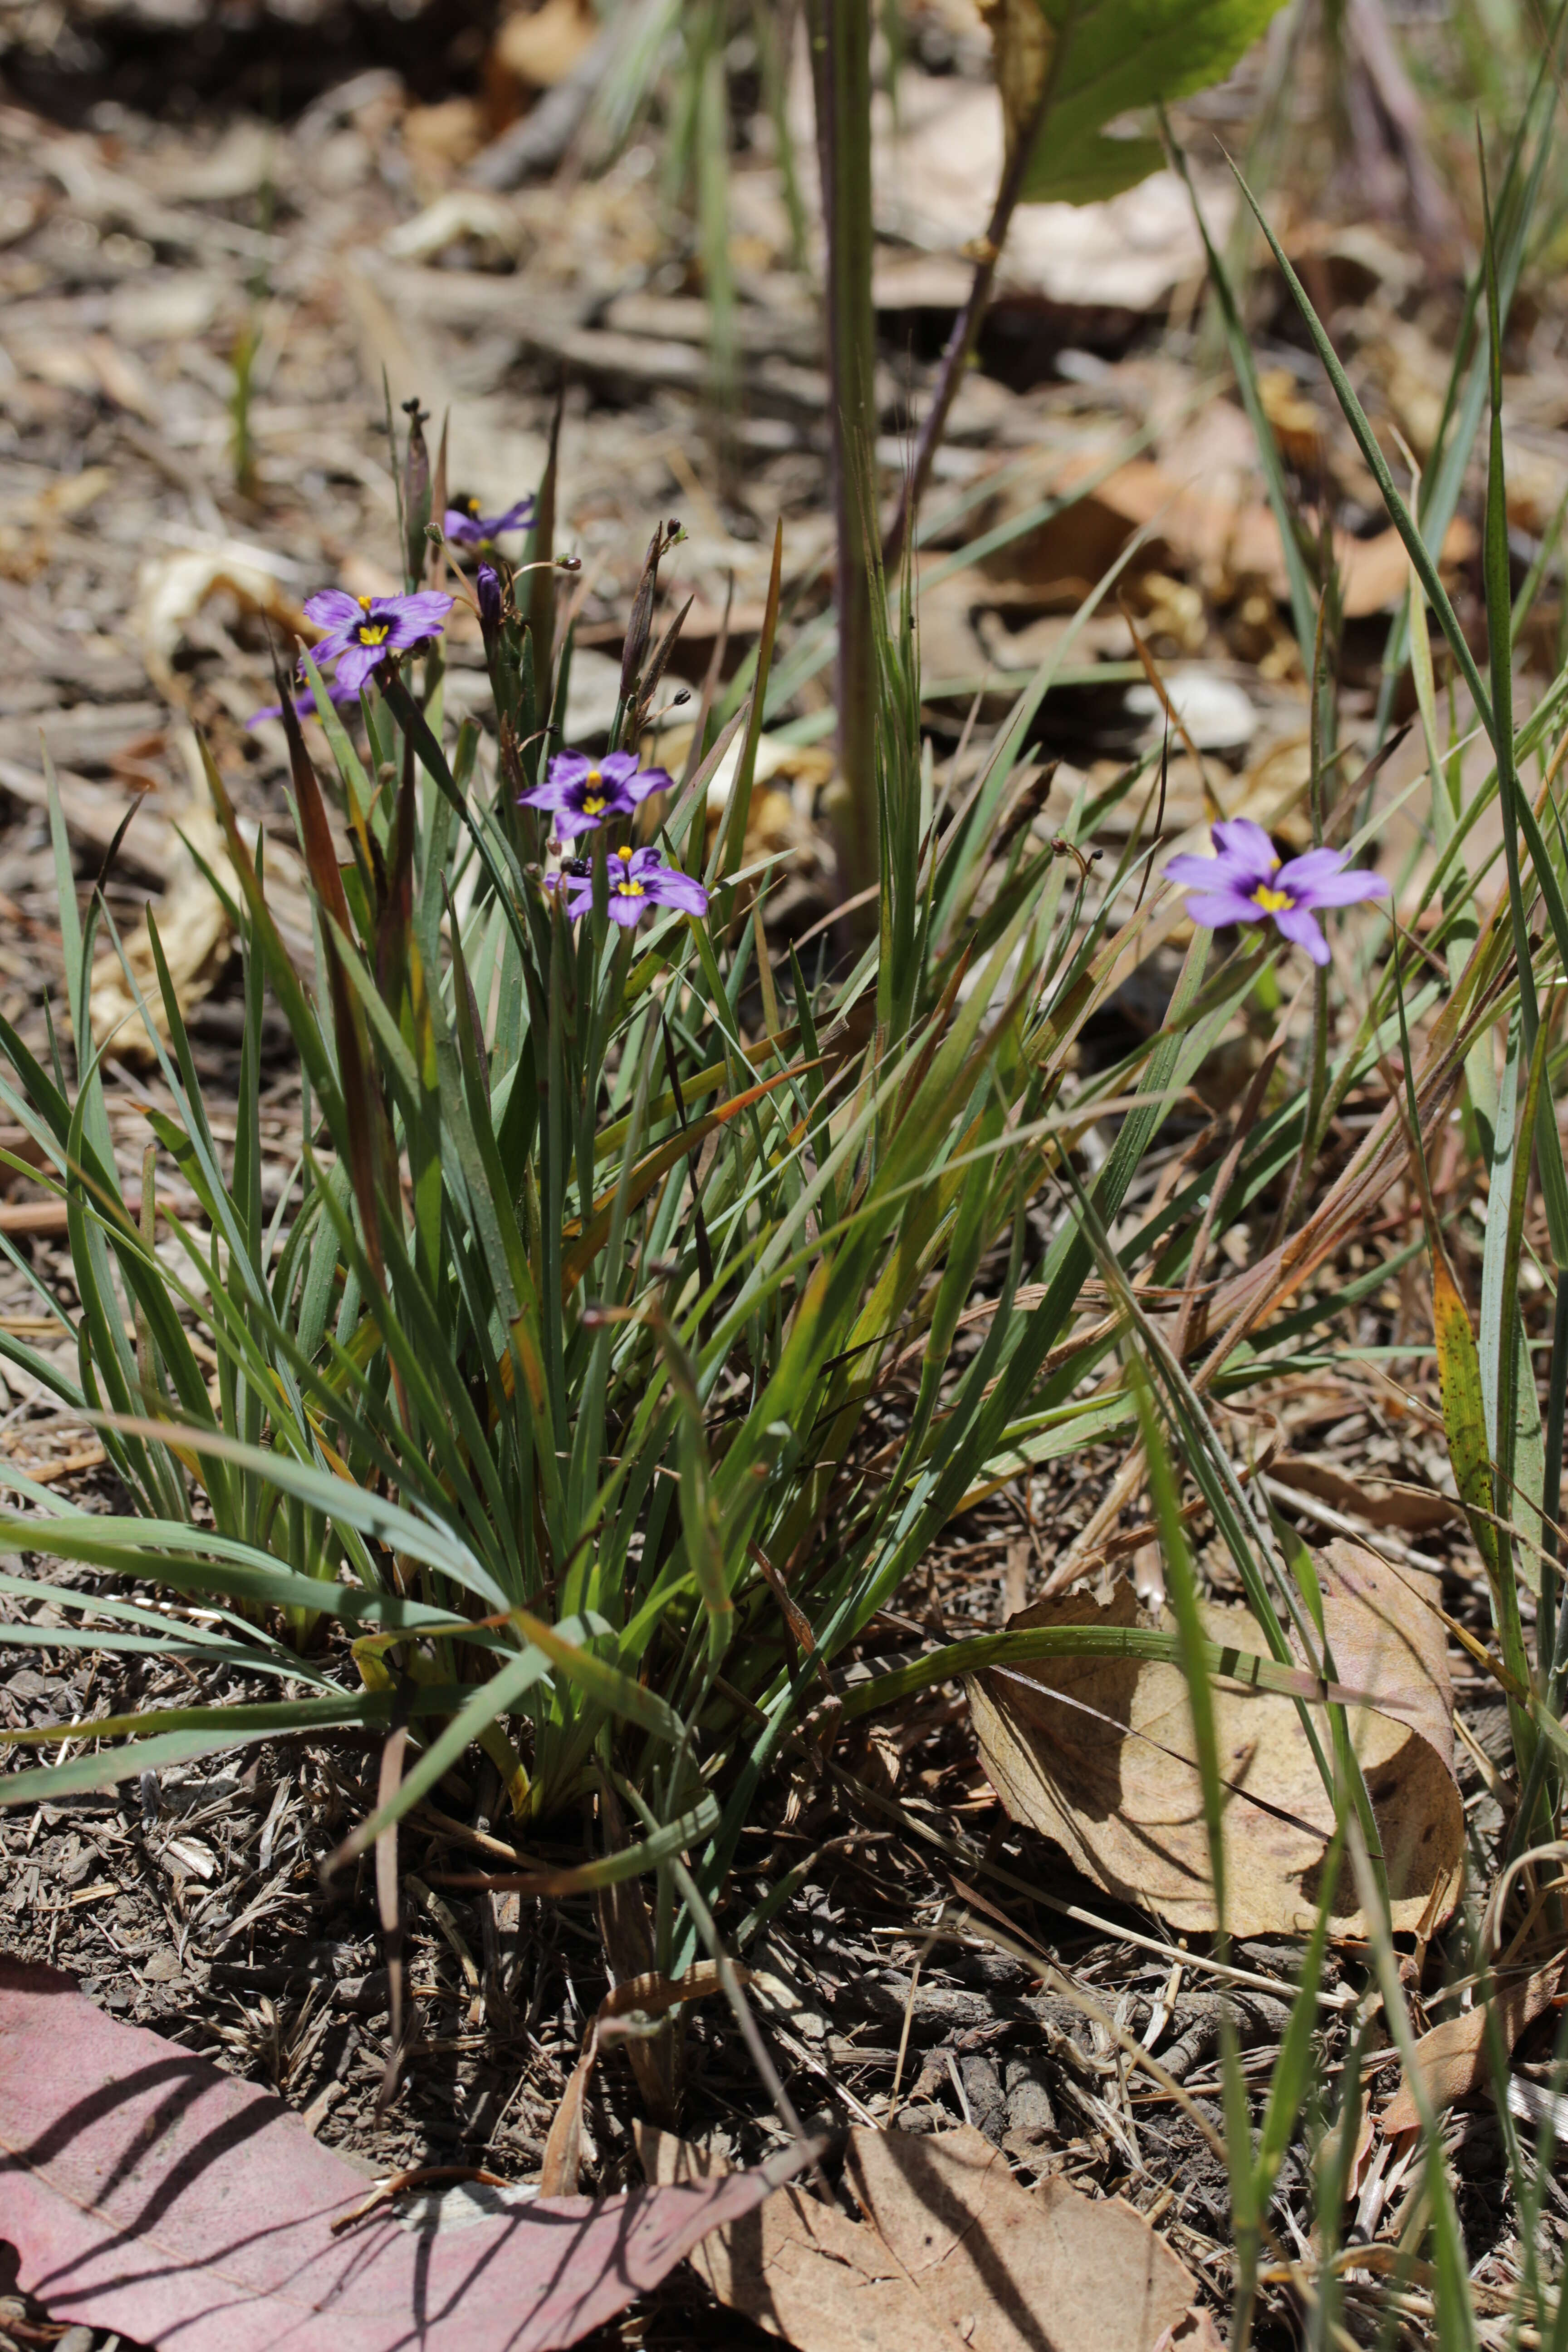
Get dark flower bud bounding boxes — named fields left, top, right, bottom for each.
left=476, top=563, right=503, bottom=641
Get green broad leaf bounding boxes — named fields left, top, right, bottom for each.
left=999, top=0, right=1287, bottom=208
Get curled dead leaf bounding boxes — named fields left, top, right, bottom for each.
left=542, top=1962, right=737, bottom=2196
left=969, top=1539, right=1463, bottom=1937
left=135, top=543, right=308, bottom=701
left=640, top=2120, right=1219, bottom=2352
left=1383, top=1961, right=1567, bottom=2135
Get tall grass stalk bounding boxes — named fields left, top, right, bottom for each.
left=808, top=0, right=879, bottom=916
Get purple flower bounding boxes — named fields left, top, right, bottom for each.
left=517, top=748, right=673, bottom=842
left=246, top=677, right=362, bottom=730
left=557, top=845, right=709, bottom=927
left=444, top=495, right=535, bottom=547
left=476, top=562, right=504, bottom=637
left=1165, top=818, right=1387, bottom=967
left=303, top=588, right=454, bottom=695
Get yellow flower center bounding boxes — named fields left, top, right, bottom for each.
left=356, top=594, right=374, bottom=610
left=357, top=622, right=391, bottom=647
left=582, top=794, right=605, bottom=815
left=1251, top=882, right=1293, bottom=913
left=616, top=879, right=645, bottom=897
left=616, top=845, right=634, bottom=861
left=466, top=498, right=481, bottom=516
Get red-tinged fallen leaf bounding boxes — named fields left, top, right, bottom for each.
left=0, top=1962, right=819, bottom=2352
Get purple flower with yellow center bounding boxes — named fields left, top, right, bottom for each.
left=303, top=588, right=454, bottom=695
left=444, top=495, right=535, bottom=547
left=517, top=748, right=673, bottom=841
left=246, top=677, right=362, bottom=730
left=1165, top=818, right=1387, bottom=967
left=556, top=844, right=709, bottom=927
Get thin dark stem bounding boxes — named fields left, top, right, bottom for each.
left=809, top=0, right=879, bottom=919
left=881, top=68, right=1054, bottom=576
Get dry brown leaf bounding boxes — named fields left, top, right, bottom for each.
left=1383, top=1962, right=1566, bottom=2134
left=640, top=2121, right=1216, bottom=2352
left=1269, top=1454, right=1461, bottom=1534
left=402, top=99, right=485, bottom=179
left=1258, top=369, right=1324, bottom=469
left=495, top=0, right=599, bottom=89
left=969, top=1539, right=1463, bottom=1937
left=542, top=1964, right=735, bottom=2196
left=983, top=451, right=1475, bottom=617
left=134, top=544, right=308, bottom=701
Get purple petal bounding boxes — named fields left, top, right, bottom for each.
left=1182, top=889, right=1265, bottom=929
left=443, top=510, right=483, bottom=546
left=604, top=895, right=647, bottom=926
left=1271, top=846, right=1346, bottom=889
left=308, top=624, right=357, bottom=666
left=303, top=589, right=362, bottom=629
left=1210, top=819, right=1279, bottom=880
left=397, top=590, right=455, bottom=627
left=492, top=499, right=535, bottom=533
left=599, top=752, right=642, bottom=789
left=545, top=751, right=592, bottom=790
left=1165, top=853, right=1231, bottom=888
left=561, top=878, right=596, bottom=919
left=1272, top=904, right=1331, bottom=964
left=643, top=867, right=709, bottom=916
left=333, top=643, right=380, bottom=696
left=626, top=763, right=673, bottom=805
left=517, top=780, right=565, bottom=811
left=554, top=804, right=612, bottom=840
left=382, top=592, right=453, bottom=648
left=1283, top=860, right=1389, bottom=909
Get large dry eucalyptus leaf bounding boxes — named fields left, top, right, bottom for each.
left=969, top=1539, right=1462, bottom=1936
left=0, top=1962, right=815, bottom=2352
